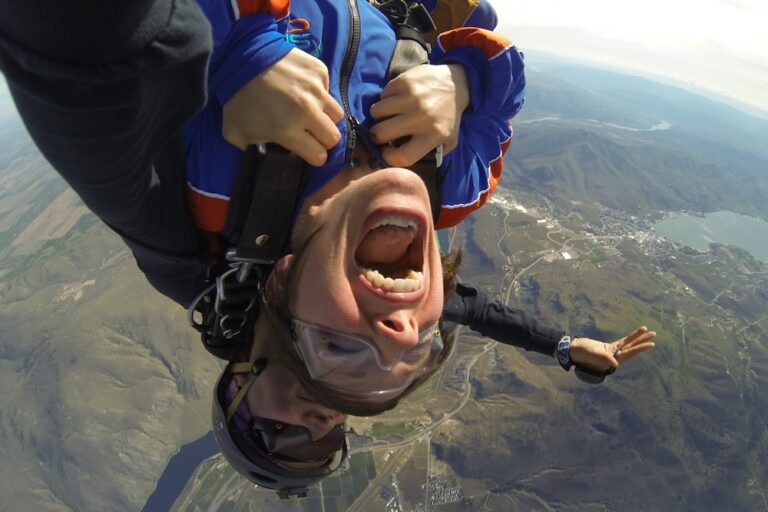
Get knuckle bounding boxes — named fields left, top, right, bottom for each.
left=435, top=124, right=452, bottom=140
left=397, top=78, right=415, bottom=96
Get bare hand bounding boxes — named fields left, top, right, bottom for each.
left=570, top=326, right=656, bottom=372
left=222, top=48, right=344, bottom=167
left=370, top=63, right=470, bottom=167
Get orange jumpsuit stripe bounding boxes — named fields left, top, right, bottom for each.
left=186, top=188, right=230, bottom=233
left=437, top=27, right=512, bottom=59
left=235, top=0, right=290, bottom=19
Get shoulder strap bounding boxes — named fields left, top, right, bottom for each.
left=376, top=0, right=444, bottom=223
left=222, top=144, right=310, bottom=264
left=377, top=0, right=436, bottom=80
left=190, top=144, right=309, bottom=360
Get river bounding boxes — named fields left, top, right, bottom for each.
left=653, top=210, right=768, bottom=262
left=142, top=431, right=219, bottom=512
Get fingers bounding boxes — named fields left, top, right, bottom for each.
left=304, top=107, right=342, bottom=150
left=373, top=107, right=442, bottom=166
left=323, top=94, right=345, bottom=124
left=370, top=94, right=408, bottom=121
left=571, top=325, right=657, bottom=375
left=369, top=108, right=416, bottom=145
left=615, top=342, right=655, bottom=363
left=616, top=326, right=656, bottom=350
left=378, top=73, right=411, bottom=100
left=380, top=135, right=434, bottom=168
left=622, top=325, right=650, bottom=343
left=613, top=326, right=656, bottom=365
left=221, top=48, right=344, bottom=166
left=282, top=131, right=332, bottom=167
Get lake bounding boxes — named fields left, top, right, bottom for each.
left=142, top=431, right=219, bottom=512
left=653, top=211, right=768, bottom=262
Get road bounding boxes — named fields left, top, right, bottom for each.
left=346, top=447, right=407, bottom=512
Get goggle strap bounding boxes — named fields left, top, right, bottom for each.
left=230, top=362, right=254, bottom=373
left=225, top=359, right=268, bottom=421
left=225, top=374, right=254, bottom=421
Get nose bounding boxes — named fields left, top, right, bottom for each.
left=372, top=311, right=419, bottom=368
left=304, top=408, right=346, bottom=440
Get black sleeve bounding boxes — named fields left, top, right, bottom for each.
left=443, top=281, right=564, bottom=357
left=0, top=0, right=214, bottom=307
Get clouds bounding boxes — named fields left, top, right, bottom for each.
left=496, top=0, right=768, bottom=112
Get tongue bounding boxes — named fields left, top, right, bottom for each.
left=356, top=225, right=416, bottom=264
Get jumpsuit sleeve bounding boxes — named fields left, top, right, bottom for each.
left=429, top=27, right=526, bottom=228
left=182, top=0, right=297, bottom=234
left=423, top=0, right=499, bottom=40
left=199, top=0, right=296, bottom=106
left=443, top=282, right=563, bottom=357
left=0, top=0, right=214, bottom=307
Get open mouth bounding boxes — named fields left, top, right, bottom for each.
left=355, top=211, right=426, bottom=294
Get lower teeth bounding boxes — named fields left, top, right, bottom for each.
left=364, top=269, right=423, bottom=292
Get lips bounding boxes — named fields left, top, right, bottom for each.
left=354, top=208, right=427, bottom=300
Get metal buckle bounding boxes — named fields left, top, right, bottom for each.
left=215, top=263, right=260, bottom=339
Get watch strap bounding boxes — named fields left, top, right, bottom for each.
left=556, top=335, right=572, bottom=371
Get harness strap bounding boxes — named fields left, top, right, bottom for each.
left=225, top=359, right=269, bottom=421
left=222, top=144, right=310, bottom=264
left=410, top=148, right=445, bottom=224
left=380, top=0, right=443, bottom=224
left=379, top=0, right=436, bottom=79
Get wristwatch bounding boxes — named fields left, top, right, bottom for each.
left=556, top=335, right=572, bottom=371
left=558, top=335, right=616, bottom=384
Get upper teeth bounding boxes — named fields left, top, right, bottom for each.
left=370, top=215, right=418, bottom=232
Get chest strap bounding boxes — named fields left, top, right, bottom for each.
left=188, top=145, right=308, bottom=360
left=378, top=0, right=444, bottom=223
left=221, top=144, right=310, bottom=265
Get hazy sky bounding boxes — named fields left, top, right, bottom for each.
left=1, top=1, right=766, bottom=117
left=0, top=76, right=14, bottom=123
left=497, top=0, right=768, bottom=113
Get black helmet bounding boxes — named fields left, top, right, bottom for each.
left=212, top=359, right=349, bottom=498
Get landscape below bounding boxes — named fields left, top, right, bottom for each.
left=0, top=60, right=766, bottom=511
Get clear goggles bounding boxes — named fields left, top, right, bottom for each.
left=247, top=417, right=347, bottom=464
left=290, top=319, right=444, bottom=400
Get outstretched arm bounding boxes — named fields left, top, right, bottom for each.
left=444, top=284, right=657, bottom=380
left=443, top=282, right=564, bottom=356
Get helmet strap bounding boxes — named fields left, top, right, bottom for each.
left=225, top=358, right=268, bottom=421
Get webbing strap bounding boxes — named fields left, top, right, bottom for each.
left=381, top=1, right=435, bottom=80
left=387, top=27, right=430, bottom=79
left=222, top=145, right=309, bottom=264
left=225, top=359, right=268, bottom=420
left=410, top=148, right=444, bottom=223
left=382, top=0, right=443, bottom=223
